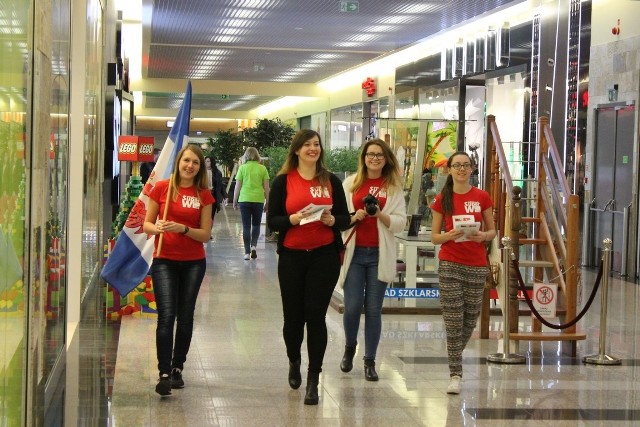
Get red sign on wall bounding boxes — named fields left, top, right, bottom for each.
left=118, top=135, right=155, bottom=162
left=362, top=77, right=376, bottom=97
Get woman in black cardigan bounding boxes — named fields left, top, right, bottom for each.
left=267, top=129, right=350, bottom=405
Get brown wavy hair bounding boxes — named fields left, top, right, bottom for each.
left=349, top=138, right=402, bottom=194
left=278, top=129, right=330, bottom=187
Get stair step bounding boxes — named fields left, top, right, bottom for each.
left=520, top=238, right=547, bottom=245
left=509, top=332, right=586, bottom=341
left=518, top=260, right=554, bottom=268
left=522, top=217, right=541, bottom=223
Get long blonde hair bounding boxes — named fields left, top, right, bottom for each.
left=350, top=139, right=402, bottom=194
left=170, top=144, right=208, bottom=201
left=278, top=129, right=330, bottom=187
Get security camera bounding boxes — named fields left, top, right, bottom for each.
left=547, top=58, right=554, bottom=67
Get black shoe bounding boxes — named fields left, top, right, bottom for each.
left=155, top=374, right=172, bottom=396
left=288, top=359, right=301, bottom=389
left=364, top=359, right=378, bottom=381
left=250, top=246, right=257, bottom=259
left=304, top=371, right=319, bottom=405
left=340, top=345, right=357, bottom=373
left=171, top=368, right=184, bottom=389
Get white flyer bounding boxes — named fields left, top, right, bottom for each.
left=299, top=203, right=332, bottom=225
left=452, top=215, right=480, bottom=242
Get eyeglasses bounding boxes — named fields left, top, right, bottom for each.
left=451, top=163, right=472, bottom=170
left=365, top=152, right=385, bottom=160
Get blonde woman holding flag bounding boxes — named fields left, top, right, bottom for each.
left=143, top=144, right=214, bottom=396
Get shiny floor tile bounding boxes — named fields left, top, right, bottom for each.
left=74, top=207, right=640, bottom=426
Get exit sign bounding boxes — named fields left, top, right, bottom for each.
left=340, top=1, right=359, bottom=13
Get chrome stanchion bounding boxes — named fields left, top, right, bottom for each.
left=583, top=238, right=621, bottom=365
left=488, top=236, right=526, bottom=364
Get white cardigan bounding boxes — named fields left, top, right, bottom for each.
left=337, top=175, right=407, bottom=287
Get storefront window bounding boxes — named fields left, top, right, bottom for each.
left=42, top=0, right=71, bottom=399
left=329, top=103, right=363, bottom=149
left=81, top=0, right=104, bottom=298
left=0, top=0, right=29, bottom=424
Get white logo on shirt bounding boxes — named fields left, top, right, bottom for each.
left=310, top=186, right=330, bottom=198
left=371, top=187, right=387, bottom=198
left=464, top=201, right=481, bottom=213
left=182, top=195, right=201, bottom=209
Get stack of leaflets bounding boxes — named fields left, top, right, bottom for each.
left=452, top=215, right=480, bottom=242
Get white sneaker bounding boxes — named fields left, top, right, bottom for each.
left=250, top=246, right=257, bottom=259
left=447, top=375, right=462, bottom=394
left=243, top=253, right=250, bottom=260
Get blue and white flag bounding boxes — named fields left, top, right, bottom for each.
left=101, top=81, right=192, bottom=296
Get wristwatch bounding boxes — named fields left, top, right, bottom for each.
left=182, top=226, right=190, bottom=235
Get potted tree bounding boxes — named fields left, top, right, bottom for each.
left=242, top=118, right=295, bottom=152
left=325, top=147, right=360, bottom=180
left=204, top=129, right=244, bottom=202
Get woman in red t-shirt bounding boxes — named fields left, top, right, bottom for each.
left=267, top=129, right=350, bottom=405
left=430, top=151, right=496, bottom=395
left=143, top=144, right=214, bottom=396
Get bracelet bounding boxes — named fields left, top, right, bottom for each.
left=182, top=226, right=190, bottom=235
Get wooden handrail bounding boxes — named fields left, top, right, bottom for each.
left=488, top=119, right=513, bottom=197
left=540, top=184, right=567, bottom=262
left=541, top=156, right=568, bottom=230
left=480, top=115, right=581, bottom=345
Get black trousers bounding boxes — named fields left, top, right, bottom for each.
left=277, top=243, right=340, bottom=373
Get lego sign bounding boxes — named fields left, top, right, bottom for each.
left=118, top=135, right=155, bottom=162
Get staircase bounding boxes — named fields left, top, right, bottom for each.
left=479, top=115, right=585, bottom=354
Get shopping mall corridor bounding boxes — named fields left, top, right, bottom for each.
left=74, top=207, right=640, bottom=426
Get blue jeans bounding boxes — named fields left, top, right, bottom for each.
left=239, top=202, right=263, bottom=253
left=151, top=258, right=206, bottom=375
left=342, top=246, right=387, bottom=360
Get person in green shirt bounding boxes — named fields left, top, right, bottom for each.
left=233, top=147, right=270, bottom=260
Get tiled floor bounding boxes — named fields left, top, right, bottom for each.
left=78, top=207, right=640, bottom=426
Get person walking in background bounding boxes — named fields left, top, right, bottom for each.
left=143, top=144, right=214, bottom=396
left=232, top=147, right=270, bottom=260
left=205, top=155, right=227, bottom=227
left=140, top=148, right=160, bottom=184
left=338, top=139, right=406, bottom=381
left=430, top=151, right=496, bottom=395
left=267, top=129, right=350, bottom=405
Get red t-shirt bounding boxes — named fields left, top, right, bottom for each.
left=431, top=187, right=492, bottom=267
left=283, top=169, right=335, bottom=250
left=149, top=179, right=214, bottom=260
left=353, top=177, right=387, bottom=247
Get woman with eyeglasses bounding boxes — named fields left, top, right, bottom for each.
left=338, top=139, right=406, bottom=381
left=430, top=151, right=496, bottom=395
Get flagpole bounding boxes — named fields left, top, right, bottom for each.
left=156, top=173, right=173, bottom=256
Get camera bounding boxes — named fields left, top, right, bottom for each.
left=362, top=194, right=379, bottom=216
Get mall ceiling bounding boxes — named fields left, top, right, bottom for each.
left=137, top=0, right=518, bottom=117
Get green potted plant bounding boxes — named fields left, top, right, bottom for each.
left=204, top=129, right=244, bottom=177
left=242, top=117, right=295, bottom=152
left=325, top=147, right=360, bottom=180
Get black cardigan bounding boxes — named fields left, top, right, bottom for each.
left=267, top=172, right=351, bottom=253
